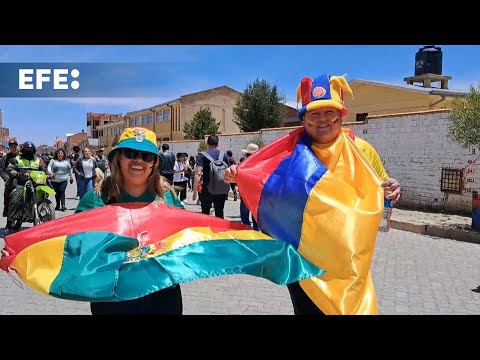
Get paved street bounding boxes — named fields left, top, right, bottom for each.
left=1, top=179, right=480, bottom=315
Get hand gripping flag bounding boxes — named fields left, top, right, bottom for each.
left=235, top=127, right=384, bottom=315
left=0, top=202, right=325, bottom=302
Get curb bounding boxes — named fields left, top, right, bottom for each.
left=391, top=220, right=480, bottom=244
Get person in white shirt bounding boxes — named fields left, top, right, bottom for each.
left=173, top=153, right=189, bottom=205
left=73, top=147, right=98, bottom=199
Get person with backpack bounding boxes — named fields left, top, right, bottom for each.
left=192, top=135, right=230, bottom=218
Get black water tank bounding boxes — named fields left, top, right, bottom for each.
left=415, top=46, right=443, bottom=76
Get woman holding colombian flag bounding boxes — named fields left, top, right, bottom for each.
left=224, top=74, right=401, bottom=315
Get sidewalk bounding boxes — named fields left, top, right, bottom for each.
left=221, top=191, right=480, bottom=244
left=390, top=207, right=480, bottom=244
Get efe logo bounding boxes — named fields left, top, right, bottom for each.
left=19, top=69, right=80, bottom=90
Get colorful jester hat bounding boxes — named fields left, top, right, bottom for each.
left=296, top=74, right=353, bottom=119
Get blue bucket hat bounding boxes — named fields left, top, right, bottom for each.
left=108, top=127, right=161, bottom=167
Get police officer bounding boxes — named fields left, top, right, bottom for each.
left=0, top=139, right=19, bottom=229
left=6, top=141, right=44, bottom=233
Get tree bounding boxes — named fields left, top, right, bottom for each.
left=112, top=134, right=120, bottom=147
left=197, top=142, right=208, bottom=153
left=183, top=107, right=221, bottom=140
left=233, top=78, right=287, bottom=132
left=449, top=82, right=480, bottom=150
left=246, top=134, right=265, bottom=149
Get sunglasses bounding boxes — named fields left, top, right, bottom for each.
left=122, top=149, right=156, bottom=162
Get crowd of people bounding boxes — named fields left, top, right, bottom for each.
left=0, top=141, right=110, bottom=234
left=1, top=73, right=402, bottom=315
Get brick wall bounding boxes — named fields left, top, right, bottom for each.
left=346, top=109, right=479, bottom=214
left=158, top=110, right=480, bottom=214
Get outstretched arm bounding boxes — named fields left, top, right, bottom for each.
left=223, top=165, right=238, bottom=183
left=382, top=178, right=401, bottom=203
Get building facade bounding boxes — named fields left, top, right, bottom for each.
left=66, top=131, right=89, bottom=152
left=87, top=112, right=125, bottom=139
left=96, top=120, right=127, bottom=153
left=122, top=86, right=298, bottom=145
left=123, top=86, right=242, bottom=144
left=343, top=79, right=467, bottom=123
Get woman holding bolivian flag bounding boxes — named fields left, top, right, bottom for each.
left=224, top=74, right=401, bottom=315
left=0, top=127, right=327, bottom=315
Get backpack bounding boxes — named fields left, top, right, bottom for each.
left=201, top=151, right=230, bottom=195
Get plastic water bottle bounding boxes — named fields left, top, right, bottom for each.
left=379, top=198, right=393, bottom=233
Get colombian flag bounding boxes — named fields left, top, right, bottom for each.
left=235, top=127, right=384, bottom=315
left=0, top=202, right=325, bottom=302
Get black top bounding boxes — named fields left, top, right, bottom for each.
left=0, top=152, right=18, bottom=182
left=196, top=149, right=230, bottom=188
left=161, top=151, right=176, bottom=176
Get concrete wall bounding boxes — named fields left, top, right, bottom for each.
left=162, top=126, right=303, bottom=164
left=158, top=109, right=479, bottom=214
left=159, top=140, right=204, bottom=159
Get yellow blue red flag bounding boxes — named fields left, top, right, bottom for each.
left=235, top=127, right=384, bottom=315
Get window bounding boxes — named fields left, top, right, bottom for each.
left=156, top=112, right=163, bottom=122
left=163, top=110, right=170, bottom=121
left=148, top=114, right=153, bottom=124
left=142, top=115, right=148, bottom=125
left=356, top=113, right=368, bottom=122
left=440, top=168, right=464, bottom=195
left=135, top=116, right=140, bottom=126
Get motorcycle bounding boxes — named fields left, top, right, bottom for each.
left=16, top=169, right=56, bottom=226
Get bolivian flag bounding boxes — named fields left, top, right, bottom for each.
left=235, top=127, right=384, bottom=315
left=0, top=202, right=325, bottom=302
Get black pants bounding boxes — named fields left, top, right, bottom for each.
left=230, top=183, right=237, bottom=195
left=200, top=190, right=227, bottom=219
left=185, top=173, right=192, bottom=190
left=3, top=180, right=14, bottom=217
left=173, top=181, right=187, bottom=201
left=162, top=173, right=174, bottom=185
left=52, top=180, right=68, bottom=208
left=7, top=185, right=27, bottom=228
left=90, top=284, right=182, bottom=315
left=74, top=173, right=79, bottom=197
left=287, top=282, right=325, bottom=315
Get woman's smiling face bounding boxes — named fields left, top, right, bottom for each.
left=120, top=149, right=155, bottom=186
